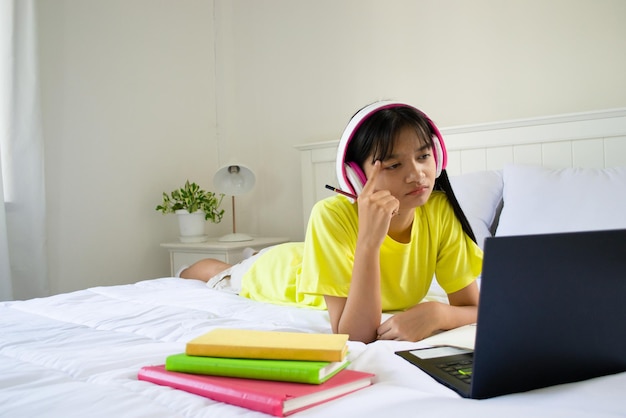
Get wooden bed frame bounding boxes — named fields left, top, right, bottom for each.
left=295, top=108, right=626, bottom=227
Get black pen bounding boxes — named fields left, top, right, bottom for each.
left=325, top=184, right=357, bottom=200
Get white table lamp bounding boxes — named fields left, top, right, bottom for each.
left=213, top=164, right=256, bottom=242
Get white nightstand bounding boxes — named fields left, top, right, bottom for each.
left=161, top=237, right=289, bottom=277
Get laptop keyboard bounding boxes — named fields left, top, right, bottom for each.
left=437, top=359, right=473, bottom=383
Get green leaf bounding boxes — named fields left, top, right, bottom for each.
left=155, top=180, right=225, bottom=223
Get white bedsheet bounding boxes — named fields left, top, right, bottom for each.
left=1, top=278, right=624, bottom=418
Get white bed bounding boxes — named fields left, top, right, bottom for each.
left=2, top=108, right=626, bottom=418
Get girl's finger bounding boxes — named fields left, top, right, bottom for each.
left=361, top=160, right=382, bottom=194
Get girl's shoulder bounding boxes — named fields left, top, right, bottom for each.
left=309, top=195, right=359, bottom=235
left=311, top=194, right=357, bottom=216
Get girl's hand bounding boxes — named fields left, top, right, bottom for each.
left=357, top=160, right=399, bottom=248
left=376, top=283, right=479, bottom=342
left=376, top=302, right=442, bottom=342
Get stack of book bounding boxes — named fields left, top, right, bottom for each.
left=138, top=328, right=375, bottom=417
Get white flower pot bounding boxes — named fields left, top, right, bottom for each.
left=175, top=210, right=208, bottom=243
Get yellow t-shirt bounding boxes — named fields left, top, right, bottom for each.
left=240, top=191, right=483, bottom=310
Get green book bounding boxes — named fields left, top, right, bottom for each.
left=165, top=353, right=349, bottom=384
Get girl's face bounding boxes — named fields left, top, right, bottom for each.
left=363, top=126, right=437, bottom=209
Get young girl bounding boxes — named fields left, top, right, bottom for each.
left=180, top=101, right=482, bottom=343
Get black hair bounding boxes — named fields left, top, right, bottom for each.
left=345, top=105, right=477, bottom=244
left=433, top=170, right=477, bottom=243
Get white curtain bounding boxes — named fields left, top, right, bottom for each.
left=0, top=0, right=48, bottom=301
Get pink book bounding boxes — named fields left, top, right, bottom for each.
left=138, top=365, right=374, bottom=417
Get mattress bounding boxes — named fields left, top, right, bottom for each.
left=1, top=277, right=624, bottom=417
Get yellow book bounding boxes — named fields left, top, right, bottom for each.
left=186, top=329, right=349, bottom=362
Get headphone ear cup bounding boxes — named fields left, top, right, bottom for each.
left=425, top=116, right=447, bottom=178
left=432, top=135, right=444, bottom=178
left=344, top=162, right=366, bottom=196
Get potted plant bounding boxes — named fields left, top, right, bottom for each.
left=156, top=180, right=225, bottom=242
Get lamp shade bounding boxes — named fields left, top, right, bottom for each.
left=213, top=164, right=256, bottom=196
left=213, top=164, right=256, bottom=242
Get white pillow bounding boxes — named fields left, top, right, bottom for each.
left=496, top=164, right=626, bottom=236
left=449, top=170, right=503, bottom=249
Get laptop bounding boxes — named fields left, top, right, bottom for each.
left=396, top=229, right=626, bottom=399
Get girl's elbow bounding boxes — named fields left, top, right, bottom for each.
left=336, top=324, right=378, bottom=344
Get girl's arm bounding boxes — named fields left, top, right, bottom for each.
left=376, top=281, right=479, bottom=342
left=325, top=238, right=382, bottom=343
left=325, top=161, right=399, bottom=343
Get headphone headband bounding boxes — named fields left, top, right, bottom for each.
left=336, top=101, right=447, bottom=196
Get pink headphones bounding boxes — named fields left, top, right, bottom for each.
left=336, top=101, right=447, bottom=197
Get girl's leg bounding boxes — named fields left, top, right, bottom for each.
left=179, top=258, right=232, bottom=282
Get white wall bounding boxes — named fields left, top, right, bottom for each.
left=38, top=0, right=229, bottom=294
left=214, top=0, right=626, bottom=240
left=36, top=0, right=626, bottom=295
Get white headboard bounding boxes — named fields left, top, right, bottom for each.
left=295, top=108, right=626, bottom=227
